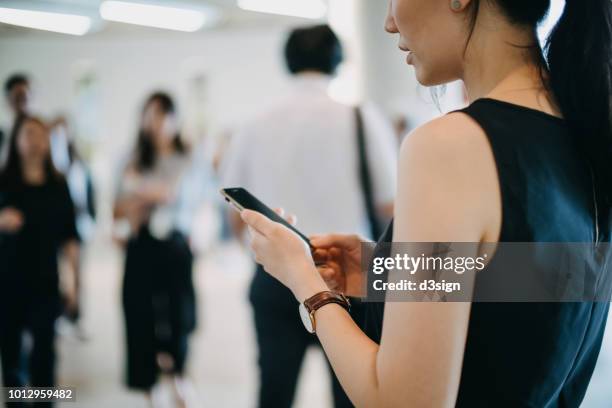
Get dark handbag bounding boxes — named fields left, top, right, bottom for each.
left=354, top=107, right=383, bottom=240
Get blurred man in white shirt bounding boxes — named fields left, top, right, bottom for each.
left=221, top=24, right=397, bottom=408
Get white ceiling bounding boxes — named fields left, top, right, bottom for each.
left=0, top=0, right=320, bottom=37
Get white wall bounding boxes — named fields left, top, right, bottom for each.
left=0, top=26, right=296, bottom=154
left=0, top=26, right=301, bottom=232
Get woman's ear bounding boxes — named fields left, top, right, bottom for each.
left=450, top=0, right=471, bottom=12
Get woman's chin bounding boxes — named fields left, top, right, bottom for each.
left=414, top=68, right=453, bottom=88
left=413, top=69, right=436, bottom=87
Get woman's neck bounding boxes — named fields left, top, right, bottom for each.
left=463, top=43, right=561, bottom=117
left=21, top=160, right=46, bottom=185
left=461, top=7, right=544, bottom=104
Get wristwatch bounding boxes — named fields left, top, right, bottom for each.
left=299, top=291, right=351, bottom=334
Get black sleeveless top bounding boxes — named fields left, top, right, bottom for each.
left=364, top=98, right=611, bottom=407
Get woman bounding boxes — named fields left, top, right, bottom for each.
left=241, top=0, right=612, bottom=407
left=0, top=115, right=80, bottom=392
left=113, top=92, right=199, bottom=406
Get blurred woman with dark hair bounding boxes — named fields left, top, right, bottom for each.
left=0, top=115, right=80, bottom=396
left=113, top=92, right=205, bottom=407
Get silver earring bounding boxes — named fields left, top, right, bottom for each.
left=451, top=0, right=462, bottom=10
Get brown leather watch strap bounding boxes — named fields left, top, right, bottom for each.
left=304, top=291, right=351, bottom=314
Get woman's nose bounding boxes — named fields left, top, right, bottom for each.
left=384, top=2, right=399, bottom=34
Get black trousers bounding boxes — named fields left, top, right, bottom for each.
left=0, top=295, right=58, bottom=408
left=122, top=229, right=195, bottom=390
left=250, top=266, right=354, bottom=408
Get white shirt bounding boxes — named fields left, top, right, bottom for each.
left=0, top=115, right=15, bottom=169
left=221, top=74, right=397, bottom=239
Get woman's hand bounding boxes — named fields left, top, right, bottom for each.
left=113, top=197, right=149, bottom=239
left=136, top=182, right=174, bottom=205
left=0, top=207, right=24, bottom=233
left=310, top=234, right=366, bottom=297
left=240, top=209, right=328, bottom=302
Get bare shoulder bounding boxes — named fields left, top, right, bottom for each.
left=395, top=112, right=501, bottom=242
left=399, top=112, right=489, bottom=162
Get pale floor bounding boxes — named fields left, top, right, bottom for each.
left=54, top=239, right=335, bottom=408
left=2, top=236, right=612, bottom=407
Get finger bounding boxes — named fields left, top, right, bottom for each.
left=318, top=265, right=337, bottom=280
left=247, top=228, right=268, bottom=262
left=329, top=247, right=343, bottom=258
left=273, top=208, right=298, bottom=226
left=286, top=214, right=298, bottom=227
left=310, top=234, right=352, bottom=249
left=241, top=210, right=276, bottom=236
left=312, top=249, right=329, bottom=262
left=246, top=225, right=266, bottom=248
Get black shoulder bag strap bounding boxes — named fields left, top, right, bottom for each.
left=355, top=107, right=382, bottom=240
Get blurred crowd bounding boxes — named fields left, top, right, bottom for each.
left=0, top=24, right=401, bottom=408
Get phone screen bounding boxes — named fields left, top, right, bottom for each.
left=221, top=187, right=311, bottom=246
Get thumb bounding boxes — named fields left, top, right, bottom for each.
left=241, top=210, right=275, bottom=236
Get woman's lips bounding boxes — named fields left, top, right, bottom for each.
left=398, top=44, right=414, bottom=64
left=406, top=50, right=414, bottom=65
left=396, top=41, right=414, bottom=64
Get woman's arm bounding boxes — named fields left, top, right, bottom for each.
left=112, top=168, right=158, bottom=235
left=113, top=167, right=141, bottom=221
left=61, top=239, right=81, bottom=318
left=242, top=113, right=500, bottom=407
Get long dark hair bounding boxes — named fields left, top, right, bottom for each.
left=0, top=114, right=62, bottom=188
left=467, top=0, right=612, bottom=207
left=134, top=92, right=187, bottom=172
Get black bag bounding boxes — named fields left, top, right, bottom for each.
left=354, top=107, right=383, bottom=240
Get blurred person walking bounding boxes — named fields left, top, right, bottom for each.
left=0, top=74, right=95, bottom=254
left=45, top=118, right=97, bottom=339
left=1, top=74, right=32, bottom=166
left=48, top=117, right=97, bottom=246
left=0, top=115, right=81, bottom=406
left=113, top=92, right=208, bottom=408
left=1, top=73, right=95, bottom=329
left=3, top=74, right=30, bottom=120
left=221, top=24, right=397, bottom=408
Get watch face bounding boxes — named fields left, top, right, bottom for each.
left=299, top=303, right=314, bottom=333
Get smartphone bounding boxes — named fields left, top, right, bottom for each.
left=220, top=187, right=312, bottom=246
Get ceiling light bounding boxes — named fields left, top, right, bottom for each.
left=100, top=1, right=219, bottom=32
left=0, top=7, right=91, bottom=35
left=237, top=0, right=327, bottom=20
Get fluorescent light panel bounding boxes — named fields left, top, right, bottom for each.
left=238, top=0, right=327, bottom=20
left=0, top=7, right=91, bottom=35
left=100, top=1, right=217, bottom=32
